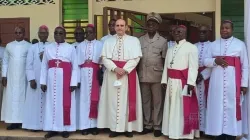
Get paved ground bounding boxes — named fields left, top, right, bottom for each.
left=0, top=122, right=215, bottom=140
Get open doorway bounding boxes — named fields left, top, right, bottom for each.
left=95, top=7, right=215, bottom=43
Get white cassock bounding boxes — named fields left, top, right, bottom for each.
left=100, top=34, right=114, bottom=43
left=1, top=40, right=31, bottom=123
left=204, top=36, right=248, bottom=136
left=71, top=41, right=82, bottom=127
left=194, top=41, right=212, bottom=132
left=22, top=42, right=50, bottom=130
left=243, top=1, right=250, bottom=139
left=168, top=41, right=176, bottom=48
left=40, top=42, right=78, bottom=132
left=76, top=39, right=103, bottom=130
left=0, top=46, right=5, bottom=118
left=97, top=35, right=143, bottom=132
left=161, top=39, right=200, bottom=139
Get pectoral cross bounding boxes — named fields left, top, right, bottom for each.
left=55, top=60, right=61, bottom=67
left=170, top=60, right=174, bottom=68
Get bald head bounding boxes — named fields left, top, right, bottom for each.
left=115, top=19, right=127, bottom=36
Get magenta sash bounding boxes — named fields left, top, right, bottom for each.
left=79, top=61, right=100, bottom=119
left=168, top=68, right=199, bottom=134
left=113, top=60, right=137, bottom=122
left=198, top=67, right=209, bottom=108
left=216, top=56, right=241, bottom=121
left=48, top=59, right=72, bottom=125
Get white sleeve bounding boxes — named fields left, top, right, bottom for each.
left=70, top=48, right=78, bottom=86
left=26, top=47, right=36, bottom=81
left=2, top=45, right=9, bottom=77
left=40, top=48, right=48, bottom=85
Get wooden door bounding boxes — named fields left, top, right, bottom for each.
left=0, top=18, right=30, bottom=46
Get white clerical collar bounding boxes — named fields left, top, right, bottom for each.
left=221, top=36, right=234, bottom=42
left=199, top=41, right=210, bottom=45
left=115, top=34, right=127, bottom=40
left=175, top=39, right=186, bottom=45
left=86, top=39, right=96, bottom=43
left=15, top=40, right=25, bottom=43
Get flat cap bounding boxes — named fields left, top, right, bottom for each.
left=147, top=12, right=162, bottom=24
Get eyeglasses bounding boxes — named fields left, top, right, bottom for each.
left=116, top=24, right=125, bottom=27
left=54, top=32, right=64, bottom=35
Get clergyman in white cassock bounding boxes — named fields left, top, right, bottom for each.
left=204, top=21, right=248, bottom=140
left=1, top=26, right=31, bottom=130
left=76, top=24, right=103, bottom=135
left=72, top=27, right=85, bottom=127
left=0, top=43, right=5, bottom=119
left=22, top=25, right=50, bottom=131
left=40, top=27, right=78, bottom=139
left=97, top=19, right=143, bottom=138
left=161, top=25, right=200, bottom=139
left=194, top=25, right=212, bottom=132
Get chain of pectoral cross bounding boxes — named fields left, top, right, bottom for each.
left=170, top=42, right=186, bottom=68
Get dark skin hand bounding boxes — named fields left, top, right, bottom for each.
left=77, top=83, right=80, bottom=89
left=241, top=87, right=247, bottom=95
left=41, top=85, right=47, bottom=92
left=2, top=77, right=7, bottom=87
left=39, top=52, right=44, bottom=62
left=162, top=84, right=194, bottom=95
left=215, top=57, right=228, bottom=68
left=187, top=84, right=194, bottom=95
left=70, top=86, right=77, bottom=92
left=196, top=73, right=204, bottom=84
left=30, top=80, right=37, bottom=89
left=41, top=85, right=77, bottom=92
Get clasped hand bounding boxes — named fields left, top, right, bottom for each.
left=41, top=85, right=77, bottom=93
left=114, top=67, right=126, bottom=79
left=215, top=57, right=228, bottom=68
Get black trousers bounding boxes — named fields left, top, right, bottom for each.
left=215, top=134, right=236, bottom=140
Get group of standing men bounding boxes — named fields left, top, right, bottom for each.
left=0, top=12, right=249, bottom=140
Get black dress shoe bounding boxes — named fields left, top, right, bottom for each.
left=61, top=131, right=70, bottom=138
left=6, top=124, right=20, bottom=130
left=154, top=130, right=162, bottom=137
left=81, top=129, right=90, bottom=135
left=109, top=131, right=120, bottom=138
left=44, top=131, right=58, bottom=138
left=125, top=132, right=133, bottom=138
left=140, top=128, right=152, bottom=135
left=90, top=128, right=99, bottom=135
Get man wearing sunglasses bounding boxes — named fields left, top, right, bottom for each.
left=22, top=25, right=50, bottom=131
left=161, top=25, right=199, bottom=139
left=40, top=26, right=78, bottom=138
left=194, top=25, right=211, bottom=135
left=1, top=26, right=31, bottom=130
left=138, top=12, right=167, bottom=137
left=98, top=19, right=143, bottom=138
